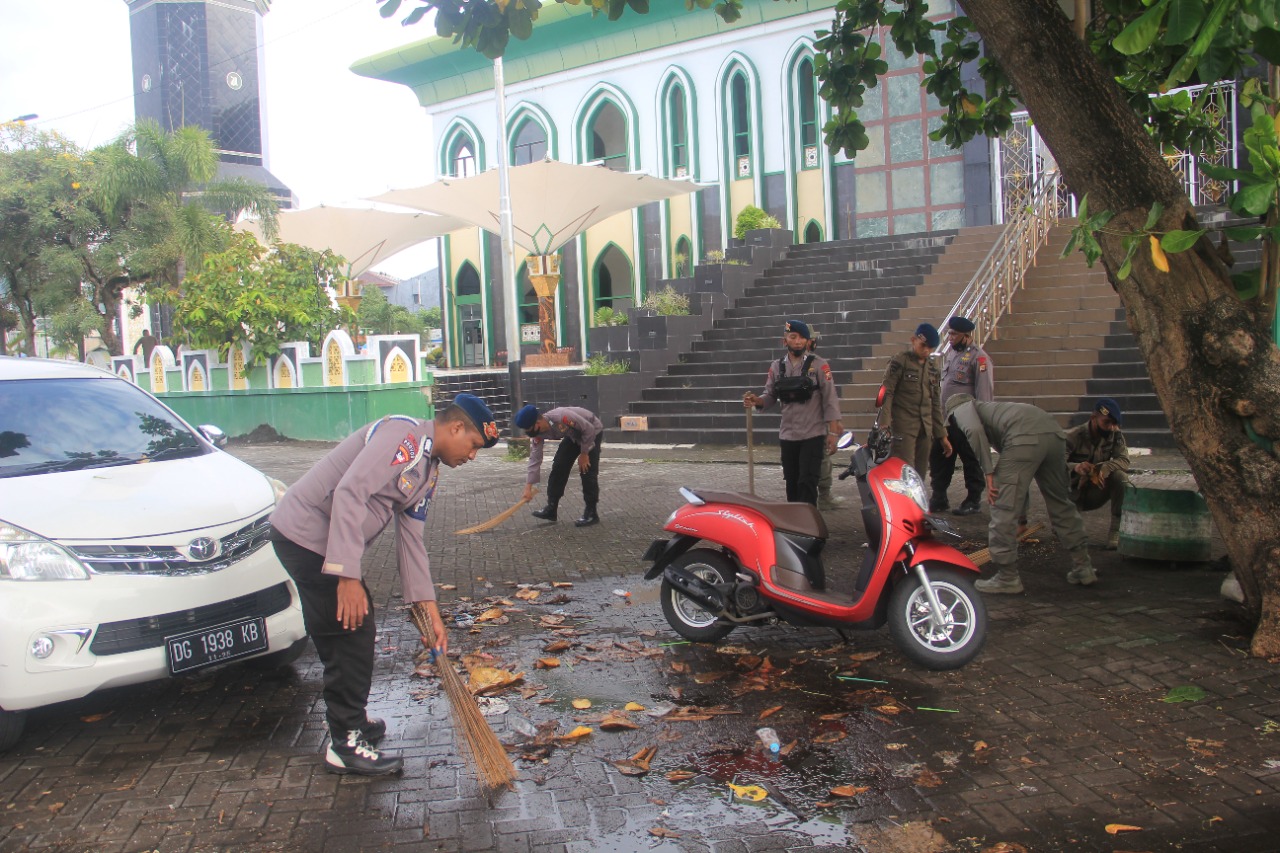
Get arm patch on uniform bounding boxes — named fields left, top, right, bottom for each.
left=405, top=495, right=429, bottom=521
left=391, top=433, right=416, bottom=466
left=821, top=363, right=833, bottom=380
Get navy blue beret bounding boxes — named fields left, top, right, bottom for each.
left=915, top=323, right=940, bottom=348
left=947, top=316, right=975, bottom=333
left=513, top=404, right=539, bottom=431
left=1094, top=397, right=1123, bottom=426
left=785, top=319, right=812, bottom=339
left=452, top=393, right=499, bottom=447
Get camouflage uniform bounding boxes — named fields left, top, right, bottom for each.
left=1064, top=421, right=1130, bottom=519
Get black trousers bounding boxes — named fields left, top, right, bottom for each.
left=779, top=435, right=826, bottom=505
left=546, top=432, right=603, bottom=508
left=271, top=534, right=375, bottom=739
left=930, top=422, right=985, bottom=503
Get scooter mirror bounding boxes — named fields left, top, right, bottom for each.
left=835, top=431, right=856, bottom=450
left=874, top=385, right=887, bottom=408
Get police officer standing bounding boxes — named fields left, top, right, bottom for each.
left=879, top=323, right=951, bottom=477
left=930, top=316, right=994, bottom=515
left=517, top=404, right=606, bottom=527
left=269, top=394, right=500, bottom=776
left=1065, top=398, right=1130, bottom=550
left=743, top=319, right=843, bottom=505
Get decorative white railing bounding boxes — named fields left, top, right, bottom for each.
left=935, top=169, right=1065, bottom=353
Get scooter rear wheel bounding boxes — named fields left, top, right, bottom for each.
left=887, top=564, right=987, bottom=670
left=660, top=549, right=736, bottom=643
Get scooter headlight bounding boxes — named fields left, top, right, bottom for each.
left=0, top=522, right=91, bottom=581
left=883, top=466, right=929, bottom=513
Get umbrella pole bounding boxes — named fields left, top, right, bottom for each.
left=746, top=407, right=755, bottom=495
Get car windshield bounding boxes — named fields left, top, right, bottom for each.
left=0, top=377, right=206, bottom=478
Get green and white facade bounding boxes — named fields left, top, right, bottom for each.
left=353, top=0, right=995, bottom=368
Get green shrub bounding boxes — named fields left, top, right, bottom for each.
left=583, top=353, right=630, bottom=375
left=641, top=286, right=690, bottom=316
left=673, top=251, right=689, bottom=277
left=426, top=346, right=443, bottom=366
left=733, top=205, right=782, bottom=239
left=593, top=306, right=628, bottom=327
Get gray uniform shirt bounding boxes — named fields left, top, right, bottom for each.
left=949, top=400, right=1065, bottom=475
left=271, top=416, right=440, bottom=603
left=941, top=344, right=994, bottom=402
left=526, top=407, right=604, bottom=485
left=755, top=352, right=841, bottom=441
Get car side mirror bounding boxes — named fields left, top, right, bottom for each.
left=198, top=424, right=228, bottom=448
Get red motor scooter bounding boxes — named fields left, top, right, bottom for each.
left=641, top=392, right=987, bottom=670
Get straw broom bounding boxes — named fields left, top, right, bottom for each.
left=965, top=522, right=1045, bottom=567
left=410, top=603, right=517, bottom=791
left=454, top=489, right=536, bottom=535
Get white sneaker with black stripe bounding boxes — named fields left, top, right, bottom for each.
left=324, top=729, right=403, bottom=776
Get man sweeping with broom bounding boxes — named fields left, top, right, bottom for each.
left=269, top=394, right=499, bottom=776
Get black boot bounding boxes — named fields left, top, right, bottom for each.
left=574, top=505, right=599, bottom=527
left=952, top=496, right=982, bottom=516
left=928, top=493, right=950, bottom=513
left=532, top=501, right=558, bottom=522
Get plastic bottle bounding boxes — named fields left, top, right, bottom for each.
left=755, top=726, right=781, bottom=754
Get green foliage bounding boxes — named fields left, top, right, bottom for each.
left=504, top=438, right=530, bottom=461
left=640, top=286, right=690, bottom=316
left=426, top=345, right=444, bottom=366
left=357, top=285, right=426, bottom=337
left=583, top=352, right=630, bottom=375
left=47, top=297, right=104, bottom=353
left=175, top=230, right=346, bottom=363
left=593, top=306, right=628, bottom=326
left=672, top=251, right=689, bottom=277
left=1063, top=196, right=1206, bottom=281
left=733, top=205, right=782, bottom=239
left=419, top=305, right=443, bottom=329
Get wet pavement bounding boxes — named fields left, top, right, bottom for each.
left=2, top=437, right=1278, bottom=853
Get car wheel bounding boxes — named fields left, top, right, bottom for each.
left=246, top=637, right=308, bottom=670
left=0, top=708, right=26, bottom=752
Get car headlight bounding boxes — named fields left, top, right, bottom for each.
left=883, top=465, right=929, bottom=513
left=0, top=522, right=91, bottom=581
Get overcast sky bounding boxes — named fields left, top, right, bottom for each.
left=0, top=0, right=441, bottom=277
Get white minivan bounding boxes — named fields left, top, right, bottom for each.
left=0, top=357, right=308, bottom=750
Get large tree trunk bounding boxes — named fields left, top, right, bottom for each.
left=960, top=0, right=1280, bottom=656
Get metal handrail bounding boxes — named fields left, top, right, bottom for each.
left=934, top=170, right=1065, bottom=355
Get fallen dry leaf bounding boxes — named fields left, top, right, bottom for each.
left=557, top=726, right=593, bottom=741
left=539, top=615, right=567, bottom=627
left=818, top=712, right=847, bottom=721
left=814, top=730, right=847, bottom=744
left=1104, top=824, right=1143, bottom=835
left=515, top=588, right=540, bottom=601
left=599, top=712, right=640, bottom=732
left=543, top=640, right=572, bottom=653
left=874, top=703, right=905, bottom=715
left=726, top=783, right=768, bottom=801
left=467, top=666, right=524, bottom=695
left=693, top=671, right=728, bottom=683
left=571, top=698, right=592, bottom=710
left=475, top=607, right=506, bottom=623
left=649, top=827, right=680, bottom=838
left=848, top=651, right=881, bottom=662
left=759, top=705, right=783, bottom=720
left=79, top=713, right=111, bottom=723
left=552, top=581, right=574, bottom=588
left=913, top=769, right=944, bottom=787
left=974, top=740, right=990, bottom=752
left=624, top=702, right=646, bottom=711
left=438, top=584, right=456, bottom=591
left=979, top=844, right=1029, bottom=853
left=665, top=770, right=696, bottom=782
left=779, top=739, right=799, bottom=756
left=534, top=657, right=560, bottom=669
left=670, top=661, right=688, bottom=673
left=612, top=745, right=657, bottom=775
left=829, top=784, right=871, bottom=798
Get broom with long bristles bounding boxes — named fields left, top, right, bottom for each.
left=965, top=522, right=1045, bottom=567
left=410, top=603, right=517, bottom=791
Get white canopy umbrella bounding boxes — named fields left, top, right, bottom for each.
left=370, top=158, right=701, bottom=255
left=237, top=205, right=472, bottom=278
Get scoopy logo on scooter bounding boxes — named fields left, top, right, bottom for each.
left=715, top=509, right=755, bottom=531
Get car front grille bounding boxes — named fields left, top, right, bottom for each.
left=71, top=515, right=273, bottom=577
left=88, top=582, right=294, bottom=656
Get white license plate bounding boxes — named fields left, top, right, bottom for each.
left=166, top=617, right=268, bottom=675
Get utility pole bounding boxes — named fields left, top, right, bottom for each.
left=494, top=58, right=523, bottom=421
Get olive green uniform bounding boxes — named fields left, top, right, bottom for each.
left=1064, top=422, right=1130, bottom=518
left=947, top=397, right=1093, bottom=580
left=879, top=350, right=945, bottom=476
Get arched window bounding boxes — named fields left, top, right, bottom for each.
left=804, top=221, right=823, bottom=244
left=449, top=135, right=477, bottom=178
left=518, top=264, right=538, bottom=325
left=673, top=235, right=692, bottom=277
left=593, top=244, right=632, bottom=313
left=589, top=101, right=629, bottom=171
left=455, top=262, right=480, bottom=297
left=667, top=84, right=688, bottom=176
left=512, top=119, right=547, bottom=166
left=796, top=57, right=819, bottom=168
left=730, top=72, right=751, bottom=161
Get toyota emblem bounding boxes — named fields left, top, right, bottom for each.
left=185, top=537, right=220, bottom=562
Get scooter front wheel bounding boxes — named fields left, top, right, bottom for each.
left=660, top=549, right=736, bottom=643
left=887, top=564, right=987, bottom=670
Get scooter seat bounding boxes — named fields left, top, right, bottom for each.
left=691, top=490, right=828, bottom=539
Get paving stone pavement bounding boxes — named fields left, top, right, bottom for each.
left=2, top=437, right=1278, bottom=853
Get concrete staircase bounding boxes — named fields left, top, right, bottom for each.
left=609, top=231, right=964, bottom=445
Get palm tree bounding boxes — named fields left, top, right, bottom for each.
left=87, top=120, right=280, bottom=351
